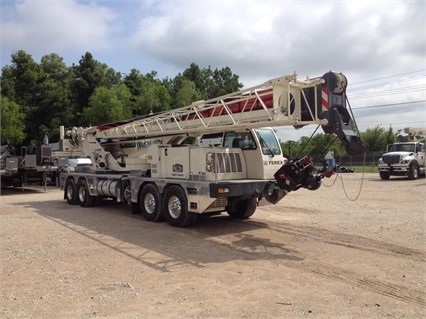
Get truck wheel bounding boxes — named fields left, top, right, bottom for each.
left=163, top=185, right=197, bottom=227
left=78, top=180, right=95, bottom=207
left=140, top=184, right=164, bottom=222
left=65, top=179, right=78, bottom=205
left=379, top=171, right=390, bottom=180
left=408, top=164, right=419, bottom=180
left=124, top=183, right=132, bottom=205
left=227, top=198, right=257, bottom=219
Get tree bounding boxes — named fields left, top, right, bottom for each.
left=1, top=96, right=25, bottom=144
left=124, top=70, right=172, bottom=116
left=82, top=84, right=132, bottom=125
left=33, top=53, right=76, bottom=142
left=0, top=65, right=16, bottom=101
left=182, top=63, right=243, bottom=99
left=208, top=66, right=243, bottom=98
left=164, top=74, right=203, bottom=108
left=360, top=126, right=395, bottom=154
left=182, top=63, right=209, bottom=97
left=1, top=50, right=42, bottom=144
left=72, top=52, right=121, bottom=118
left=281, top=132, right=344, bottom=160
left=6, top=50, right=41, bottom=107
left=175, top=78, right=202, bottom=108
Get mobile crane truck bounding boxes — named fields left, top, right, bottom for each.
left=378, top=127, right=425, bottom=180
left=59, top=71, right=366, bottom=227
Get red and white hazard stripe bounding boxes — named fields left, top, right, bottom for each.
left=321, top=87, right=329, bottom=112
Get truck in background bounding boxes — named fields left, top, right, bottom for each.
left=0, top=136, right=67, bottom=189
left=378, top=127, right=426, bottom=180
left=1, top=130, right=87, bottom=189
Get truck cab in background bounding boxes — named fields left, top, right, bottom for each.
left=378, top=127, right=426, bottom=180
left=378, top=142, right=425, bottom=180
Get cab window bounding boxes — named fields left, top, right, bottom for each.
left=255, top=129, right=281, bottom=155
left=224, top=132, right=257, bottom=150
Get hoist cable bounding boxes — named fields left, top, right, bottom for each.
left=295, top=125, right=320, bottom=159
left=338, top=152, right=366, bottom=201
left=321, top=171, right=339, bottom=187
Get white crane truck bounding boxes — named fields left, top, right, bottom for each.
left=378, top=127, right=426, bottom=180
left=59, top=72, right=366, bottom=227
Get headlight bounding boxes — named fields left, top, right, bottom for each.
left=378, top=158, right=383, bottom=165
left=401, top=159, right=409, bottom=164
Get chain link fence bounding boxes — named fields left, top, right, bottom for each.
left=310, top=153, right=382, bottom=169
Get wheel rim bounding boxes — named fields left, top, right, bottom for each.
left=78, top=186, right=86, bottom=203
left=144, top=193, right=156, bottom=214
left=168, top=195, right=181, bottom=219
left=414, top=168, right=418, bottom=178
left=66, top=184, right=74, bottom=200
left=124, top=185, right=132, bottom=204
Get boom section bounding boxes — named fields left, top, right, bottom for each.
left=69, top=71, right=365, bottom=155
left=94, top=73, right=326, bottom=140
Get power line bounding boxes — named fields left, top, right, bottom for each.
left=350, top=69, right=426, bottom=85
left=356, top=120, right=426, bottom=127
left=349, top=74, right=426, bottom=92
left=347, top=71, right=426, bottom=101
left=351, top=100, right=426, bottom=110
left=349, top=85, right=425, bottom=99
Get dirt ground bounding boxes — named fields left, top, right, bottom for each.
left=0, top=173, right=425, bottom=319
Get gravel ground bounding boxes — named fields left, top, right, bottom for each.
left=0, top=173, right=425, bottom=319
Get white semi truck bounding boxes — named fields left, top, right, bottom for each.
left=59, top=71, right=366, bottom=227
left=378, top=127, right=426, bottom=180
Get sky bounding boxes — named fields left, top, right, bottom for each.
left=1, top=0, right=425, bottom=142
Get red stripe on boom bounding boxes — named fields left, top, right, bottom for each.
left=321, top=87, right=329, bottom=111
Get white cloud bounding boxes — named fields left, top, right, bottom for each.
left=1, top=0, right=117, bottom=61
left=128, top=0, right=424, bottom=86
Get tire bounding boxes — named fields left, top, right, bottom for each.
left=78, top=180, right=95, bottom=207
left=227, top=198, right=257, bottom=219
left=65, top=179, right=78, bottom=205
left=408, top=164, right=419, bottom=180
left=163, top=185, right=197, bottom=227
left=140, top=184, right=164, bottom=222
left=379, top=171, right=390, bottom=180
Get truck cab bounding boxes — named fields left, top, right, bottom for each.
left=378, top=142, right=425, bottom=180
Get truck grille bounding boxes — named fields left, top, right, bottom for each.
left=215, top=152, right=242, bottom=173
left=208, top=197, right=228, bottom=208
left=382, top=154, right=401, bottom=164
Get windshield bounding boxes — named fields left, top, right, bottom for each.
left=390, top=144, right=415, bottom=152
left=255, top=129, right=282, bottom=156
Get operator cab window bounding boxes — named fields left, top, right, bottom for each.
left=255, top=128, right=282, bottom=156
left=224, top=132, right=256, bottom=150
